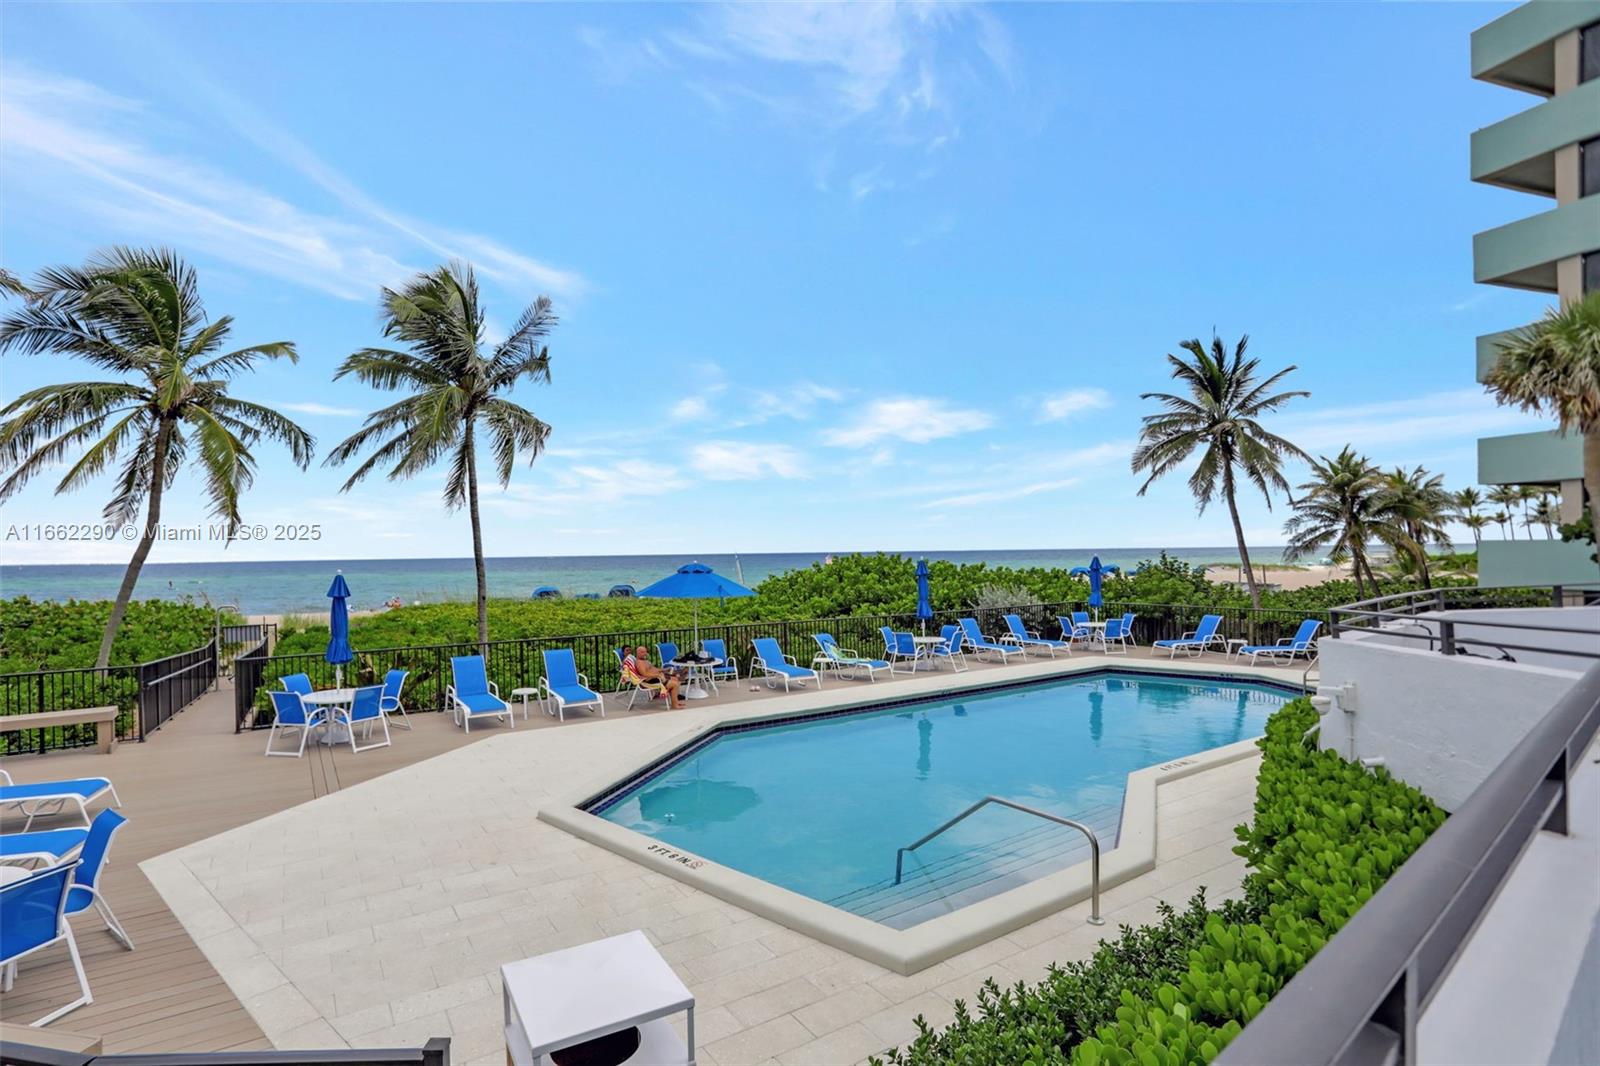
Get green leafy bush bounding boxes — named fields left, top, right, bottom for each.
left=875, top=698, right=1446, bottom=1065
left=0, top=596, right=224, bottom=672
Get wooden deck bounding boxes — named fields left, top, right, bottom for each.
left=0, top=680, right=683, bottom=1051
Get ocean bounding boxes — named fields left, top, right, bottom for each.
left=0, top=548, right=1298, bottom=617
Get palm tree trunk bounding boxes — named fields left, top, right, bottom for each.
left=463, top=422, right=489, bottom=649
left=1221, top=467, right=1260, bottom=609
left=96, top=422, right=171, bottom=669
left=1585, top=432, right=1600, bottom=540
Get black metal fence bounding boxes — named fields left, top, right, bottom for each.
left=0, top=639, right=220, bottom=755
left=233, top=600, right=1321, bottom=729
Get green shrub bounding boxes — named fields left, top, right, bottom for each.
left=0, top=596, right=225, bottom=672
left=875, top=698, right=1446, bottom=1065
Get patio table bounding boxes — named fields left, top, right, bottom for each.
left=910, top=634, right=945, bottom=669
left=301, top=688, right=355, bottom=745
left=503, top=929, right=694, bottom=1065
left=670, top=657, right=724, bottom=700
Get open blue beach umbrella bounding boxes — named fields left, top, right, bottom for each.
left=638, top=562, right=755, bottom=649
left=326, top=572, right=353, bottom=687
left=914, top=559, right=933, bottom=633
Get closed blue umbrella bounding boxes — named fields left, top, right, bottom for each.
left=914, top=559, right=933, bottom=634
left=1069, top=557, right=1121, bottom=617
left=637, top=562, right=755, bottom=649
left=326, top=572, right=353, bottom=688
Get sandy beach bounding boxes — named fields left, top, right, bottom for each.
left=1204, top=562, right=1355, bottom=591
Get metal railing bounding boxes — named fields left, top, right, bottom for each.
left=893, top=794, right=1104, bottom=925
left=0, top=1037, right=450, bottom=1066
left=231, top=599, right=1324, bottom=730
left=1328, top=585, right=1600, bottom=663
left=0, top=639, right=221, bottom=754
left=1216, top=660, right=1600, bottom=1065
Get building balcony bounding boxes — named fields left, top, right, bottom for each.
left=1478, top=538, right=1600, bottom=587
left=1471, top=79, right=1600, bottom=195
left=1473, top=196, right=1600, bottom=291
left=1476, top=326, right=1533, bottom=382
left=1478, top=428, right=1584, bottom=485
left=1471, top=0, right=1600, bottom=95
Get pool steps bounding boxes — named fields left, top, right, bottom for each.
left=827, top=801, right=1124, bottom=928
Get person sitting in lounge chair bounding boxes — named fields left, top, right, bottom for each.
left=624, top=646, right=684, bottom=709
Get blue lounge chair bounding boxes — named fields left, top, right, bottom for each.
left=1152, top=614, right=1225, bottom=658
left=1119, top=612, right=1139, bottom=646
left=958, top=618, right=1027, bottom=663
left=657, top=642, right=681, bottom=668
left=332, top=685, right=391, bottom=753
left=879, top=627, right=922, bottom=673
left=61, top=808, right=133, bottom=949
left=929, top=625, right=967, bottom=671
left=751, top=637, right=820, bottom=692
left=0, top=861, right=92, bottom=1025
left=812, top=633, right=892, bottom=682
left=0, top=826, right=88, bottom=866
left=264, top=690, right=325, bottom=758
left=1102, top=615, right=1132, bottom=655
left=378, top=668, right=411, bottom=730
left=0, top=770, right=121, bottom=831
left=1001, top=614, right=1072, bottom=658
left=540, top=648, right=605, bottom=721
left=448, top=655, right=513, bottom=732
left=700, top=639, right=740, bottom=686
left=1238, top=619, right=1323, bottom=665
left=280, top=673, right=313, bottom=696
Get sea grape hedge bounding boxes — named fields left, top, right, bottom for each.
left=874, top=698, right=1446, bottom=1066
left=268, top=552, right=1501, bottom=658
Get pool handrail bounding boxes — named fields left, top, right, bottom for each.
left=893, top=794, right=1104, bottom=925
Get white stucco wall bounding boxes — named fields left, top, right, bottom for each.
left=1317, top=630, right=1588, bottom=811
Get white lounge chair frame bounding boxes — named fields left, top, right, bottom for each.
left=0, top=771, right=122, bottom=831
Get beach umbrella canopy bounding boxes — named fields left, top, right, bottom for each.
left=326, top=572, right=353, bottom=687
left=638, top=562, right=755, bottom=649
left=914, top=559, right=933, bottom=632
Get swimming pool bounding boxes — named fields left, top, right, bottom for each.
left=587, top=671, right=1292, bottom=929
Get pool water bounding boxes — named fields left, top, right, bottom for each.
left=591, top=671, right=1290, bottom=928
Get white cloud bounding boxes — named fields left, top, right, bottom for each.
left=671, top=396, right=712, bottom=420
left=690, top=441, right=809, bottom=481
left=823, top=396, right=993, bottom=448
left=0, top=67, right=585, bottom=303
left=275, top=401, right=364, bottom=417
left=1280, top=388, right=1547, bottom=455
left=924, top=477, right=1080, bottom=510
left=1037, top=388, right=1112, bottom=423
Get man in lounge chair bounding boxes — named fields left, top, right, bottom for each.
left=625, top=647, right=684, bottom=709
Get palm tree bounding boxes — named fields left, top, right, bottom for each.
left=1484, top=292, right=1600, bottom=534
left=1516, top=484, right=1540, bottom=532
left=1460, top=512, right=1491, bottom=546
left=1491, top=510, right=1512, bottom=539
left=1380, top=466, right=1454, bottom=586
left=1281, top=447, right=1387, bottom=598
left=0, top=269, right=30, bottom=300
left=1488, top=485, right=1522, bottom=540
left=1132, top=333, right=1309, bottom=608
left=1453, top=487, right=1485, bottom=546
left=1530, top=496, right=1560, bottom=539
left=0, top=248, right=312, bottom=667
left=326, top=262, right=556, bottom=646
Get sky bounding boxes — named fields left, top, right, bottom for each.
left=0, top=0, right=1561, bottom=566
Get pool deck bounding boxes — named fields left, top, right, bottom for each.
left=0, top=648, right=1305, bottom=1063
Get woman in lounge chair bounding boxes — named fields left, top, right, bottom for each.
left=624, top=646, right=684, bottom=709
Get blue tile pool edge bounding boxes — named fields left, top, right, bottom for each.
left=579, top=665, right=1303, bottom=817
